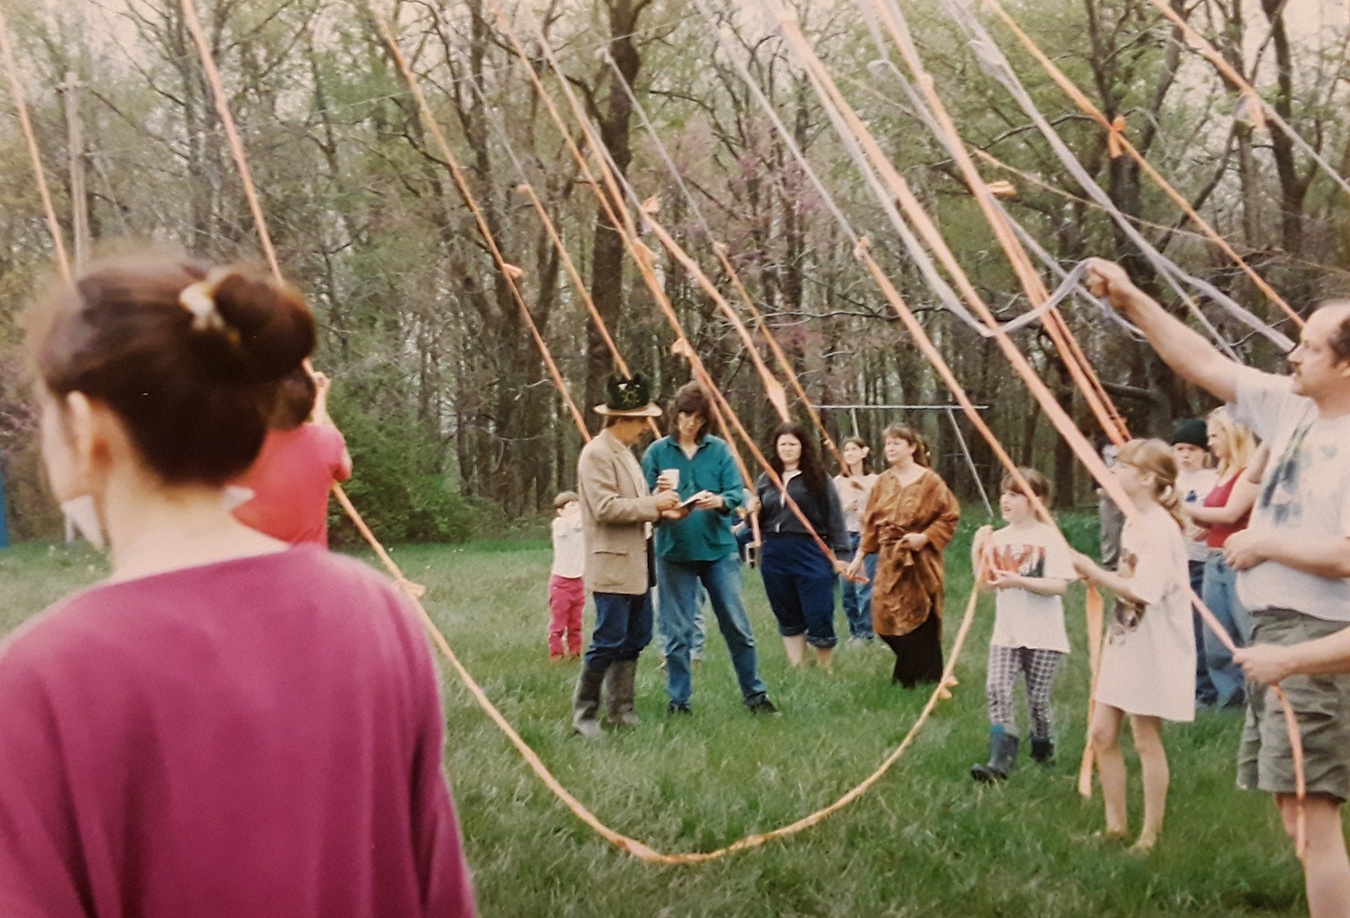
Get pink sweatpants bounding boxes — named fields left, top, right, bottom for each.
left=548, top=575, right=585, bottom=658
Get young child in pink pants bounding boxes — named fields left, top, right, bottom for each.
left=548, top=491, right=586, bottom=660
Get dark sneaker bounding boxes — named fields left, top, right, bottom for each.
left=667, top=702, right=692, bottom=716
left=747, top=698, right=782, bottom=717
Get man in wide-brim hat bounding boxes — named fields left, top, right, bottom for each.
left=571, top=374, right=681, bottom=737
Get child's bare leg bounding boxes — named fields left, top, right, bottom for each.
left=814, top=645, right=833, bottom=670
left=1089, top=703, right=1128, bottom=835
left=1277, top=794, right=1350, bottom=918
left=1129, top=714, right=1167, bottom=851
left=782, top=634, right=806, bottom=667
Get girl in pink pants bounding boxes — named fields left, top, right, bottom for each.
left=549, top=492, right=586, bottom=659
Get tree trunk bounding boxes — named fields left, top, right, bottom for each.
left=1261, top=0, right=1310, bottom=256
left=1051, top=350, right=1075, bottom=509
left=586, top=0, right=649, bottom=431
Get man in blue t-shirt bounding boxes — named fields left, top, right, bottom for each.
left=642, top=382, right=779, bottom=716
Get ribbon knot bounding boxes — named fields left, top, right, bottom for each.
left=393, top=578, right=427, bottom=599
left=1237, top=90, right=1267, bottom=132
left=1106, top=115, right=1127, bottom=159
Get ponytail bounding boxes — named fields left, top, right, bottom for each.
left=1117, top=439, right=1185, bottom=529
left=1156, top=481, right=1186, bottom=531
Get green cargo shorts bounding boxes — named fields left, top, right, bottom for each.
left=1237, top=608, right=1350, bottom=801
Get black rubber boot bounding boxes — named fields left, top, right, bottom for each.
left=971, top=728, right=1019, bottom=783
left=1030, top=736, right=1055, bottom=766
left=603, top=659, right=641, bottom=728
left=571, top=664, right=606, bottom=738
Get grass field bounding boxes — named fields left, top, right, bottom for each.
left=0, top=519, right=1313, bottom=917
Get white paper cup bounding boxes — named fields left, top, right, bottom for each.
left=662, top=468, right=680, bottom=491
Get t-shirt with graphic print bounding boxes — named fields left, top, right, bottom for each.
left=1094, top=504, right=1195, bottom=722
left=1176, top=467, right=1219, bottom=563
left=1230, top=366, right=1350, bottom=621
left=986, top=522, right=1074, bottom=654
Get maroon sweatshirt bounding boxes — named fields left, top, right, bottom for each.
left=0, top=547, right=475, bottom=917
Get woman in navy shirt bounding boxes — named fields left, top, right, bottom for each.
left=756, top=422, right=851, bottom=668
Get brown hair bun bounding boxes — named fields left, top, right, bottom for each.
left=27, top=252, right=316, bottom=486
left=207, top=271, right=314, bottom=383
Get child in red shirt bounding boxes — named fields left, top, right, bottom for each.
left=232, top=366, right=352, bottom=547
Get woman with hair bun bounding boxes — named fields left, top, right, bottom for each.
left=849, top=424, right=960, bottom=688
left=0, top=255, right=475, bottom=916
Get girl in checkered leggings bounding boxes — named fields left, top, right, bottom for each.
left=970, top=468, right=1075, bottom=782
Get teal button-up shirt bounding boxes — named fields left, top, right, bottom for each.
left=641, top=434, right=744, bottom=563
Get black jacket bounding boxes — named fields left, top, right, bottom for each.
left=755, top=471, right=850, bottom=553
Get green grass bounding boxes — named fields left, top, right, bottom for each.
left=0, top=521, right=1310, bottom=916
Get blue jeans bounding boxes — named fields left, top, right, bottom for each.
left=657, top=585, right=707, bottom=660
left=584, top=591, right=653, bottom=672
left=760, top=536, right=838, bottom=649
left=838, top=531, right=876, bottom=640
left=657, top=552, right=769, bottom=707
left=1202, top=550, right=1252, bottom=708
left=1190, top=559, right=1218, bottom=706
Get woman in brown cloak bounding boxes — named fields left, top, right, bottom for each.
left=848, top=425, right=960, bottom=687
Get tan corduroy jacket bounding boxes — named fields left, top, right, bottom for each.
left=577, top=428, right=662, bottom=595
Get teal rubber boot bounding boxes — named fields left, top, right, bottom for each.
left=971, top=727, right=1019, bottom=783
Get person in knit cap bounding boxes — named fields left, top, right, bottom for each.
left=1171, top=418, right=1219, bottom=708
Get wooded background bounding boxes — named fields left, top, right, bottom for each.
left=1, top=0, right=1347, bottom=542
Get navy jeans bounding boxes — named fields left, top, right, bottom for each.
left=838, top=531, right=876, bottom=640
left=657, top=552, right=769, bottom=707
left=760, top=536, right=838, bottom=649
left=583, top=591, right=653, bottom=672
left=1202, top=550, right=1252, bottom=708
left=1189, top=558, right=1218, bottom=706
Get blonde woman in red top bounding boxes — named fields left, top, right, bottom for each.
left=1185, top=409, right=1265, bottom=709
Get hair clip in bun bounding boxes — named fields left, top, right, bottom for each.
left=178, top=268, right=232, bottom=335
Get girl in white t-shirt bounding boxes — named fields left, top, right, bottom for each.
left=1073, top=439, right=1194, bottom=852
left=970, top=468, right=1074, bottom=782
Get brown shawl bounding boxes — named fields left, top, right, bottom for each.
left=859, top=467, right=960, bottom=637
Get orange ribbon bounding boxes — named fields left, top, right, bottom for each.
left=984, top=0, right=1303, bottom=330
left=1106, top=115, right=1127, bottom=159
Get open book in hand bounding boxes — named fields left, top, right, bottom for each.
left=678, top=490, right=714, bottom=509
